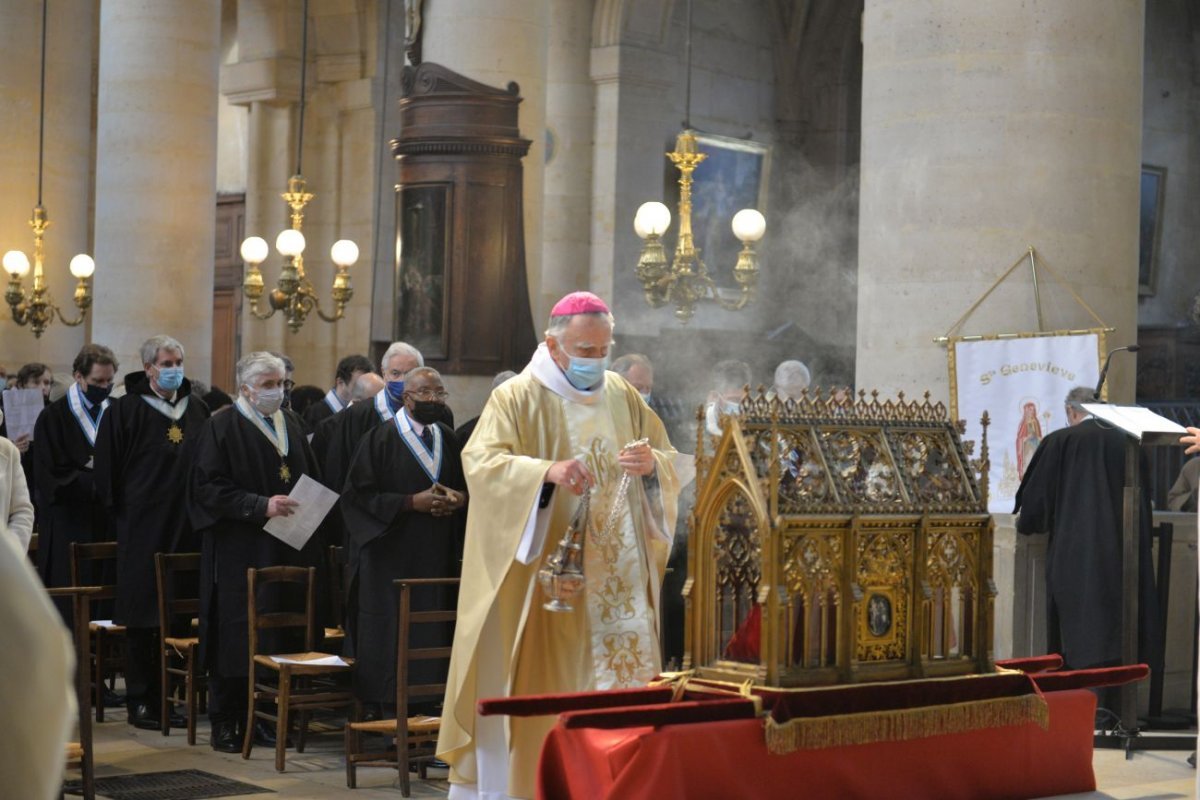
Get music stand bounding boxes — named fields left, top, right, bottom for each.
left=1081, top=403, right=1194, bottom=757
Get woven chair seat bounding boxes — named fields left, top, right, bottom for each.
left=349, top=715, right=440, bottom=734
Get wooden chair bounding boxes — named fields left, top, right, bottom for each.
left=344, top=577, right=459, bottom=796
left=69, top=541, right=125, bottom=722
left=155, top=552, right=206, bottom=744
left=47, top=585, right=101, bottom=800
left=243, top=566, right=355, bottom=772
left=325, top=545, right=347, bottom=649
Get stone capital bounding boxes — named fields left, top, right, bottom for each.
left=220, top=57, right=301, bottom=106
left=589, top=44, right=675, bottom=90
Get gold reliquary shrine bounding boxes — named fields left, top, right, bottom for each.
left=684, top=389, right=995, bottom=688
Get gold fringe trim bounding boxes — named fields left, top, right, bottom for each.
left=764, top=693, right=1048, bottom=754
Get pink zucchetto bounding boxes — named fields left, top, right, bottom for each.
left=550, top=291, right=610, bottom=317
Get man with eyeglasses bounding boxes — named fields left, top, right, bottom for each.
left=340, top=366, right=466, bottom=720
left=322, top=342, right=454, bottom=500
left=437, top=291, right=681, bottom=800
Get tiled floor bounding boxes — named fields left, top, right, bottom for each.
left=83, top=707, right=1195, bottom=799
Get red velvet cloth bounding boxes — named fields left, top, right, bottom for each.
left=559, top=698, right=757, bottom=730
left=723, top=603, right=762, bottom=661
left=767, top=671, right=1036, bottom=725
left=1030, top=664, right=1149, bottom=692
left=537, top=689, right=1098, bottom=800
left=995, top=654, right=1064, bottom=673
left=477, top=686, right=673, bottom=717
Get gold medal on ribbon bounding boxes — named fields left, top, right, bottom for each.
left=280, top=462, right=292, bottom=483
left=167, top=423, right=184, bottom=445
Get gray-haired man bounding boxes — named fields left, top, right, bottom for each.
left=95, top=335, right=211, bottom=730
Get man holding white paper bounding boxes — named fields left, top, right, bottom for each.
left=1014, top=386, right=1161, bottom=683
left=188, top=351, right=329, bottom=753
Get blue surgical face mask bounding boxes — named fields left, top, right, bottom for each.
left=564, top=354, right=609, bottom=391
left=640, top=391, right=652, bottom=403
left=386, top=380, right=405, bottom=402
left=156, top=366, right=184, bottom=392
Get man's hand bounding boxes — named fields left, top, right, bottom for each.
left=412, top=488, right=441, bottom=514
left=266, top=496, right=298, bottom=518
left=1183, top=426, right=1200, bottom=455
left=434, top=483, right=467, bottom=512
left=618, top=442, right=655, bottom=477
left=13, top=433, right=30, bottom=453
left=546, top=459, right=595, bottom=496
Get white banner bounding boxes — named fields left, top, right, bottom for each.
left=952, top=333, right=1101, bottom=513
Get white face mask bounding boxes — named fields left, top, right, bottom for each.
left=250, top=386, right=284, bottom=416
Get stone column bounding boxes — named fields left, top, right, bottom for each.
left=422, top=0, right=550, bottom=321
left=541, top=0, right=595, bottom=313
left=856, top=1, right=1144, bottom=402
left=0, top=2, right=94, bottom=375
left=92, top=0, right=222, bottom=383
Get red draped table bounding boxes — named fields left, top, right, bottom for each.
left=537, top=689, right=1097, bottom=800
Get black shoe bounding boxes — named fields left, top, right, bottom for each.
left=127, top=702, right=161, bottom=731
left=251, top=719, right=293, bottom=748
left=210, top=721, right=241, bottom=753
left=166, top=708, right=187, bottom=728
left=103, top=688, right=126, bottom=708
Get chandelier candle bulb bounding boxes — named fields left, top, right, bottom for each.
left=68, top=253, right=95, bottom=279
left=731, top=209, right=766, bottom=242
left=330, top=239, right=359, bottom=268
left=2, top=251, right=31, bottom=277
left=275, top=228, right=306, bottom=257
left=240, top=236, right=269, bottom=265
left=635, top=201, right=672, bottom=238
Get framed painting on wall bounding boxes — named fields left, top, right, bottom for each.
left=668, top=132, right=770, bottom=290
left=1138, top=165, right=1166, bottom=297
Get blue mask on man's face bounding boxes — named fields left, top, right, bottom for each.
left=386, top=380, right=405, bottom=402
left=563, top=354, right=609, bottom=391
left=157, top=366, right=184, bottom=391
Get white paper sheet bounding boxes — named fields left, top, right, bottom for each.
left=269, top=653, right=349, bottom=666
left=2, top=388, right=44, bottom=443
left=262, top=474, right=339, bottom=551
left=1081, top=403, right=1187, bottom=440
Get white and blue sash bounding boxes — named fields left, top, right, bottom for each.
left=394, top=409, right=442, bottom=483
left=323, top=389, right=344, bottom=414
left=141, top=393, right=190, bottom=421
left=235, top=395, right=289, bottom=458
left=67, top=382, right=110, bottom=447
left=374, top=390, right=395, bottom=424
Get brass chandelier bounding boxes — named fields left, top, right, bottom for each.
left=3, top=0, right=95, bottom=338
left=631, top=0, right=765, bottom=323
left=239, top=0, right=358, bottom=333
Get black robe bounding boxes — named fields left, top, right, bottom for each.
left=302, top=394, right=338, bottom=429
left=454, top=416, right=479, bottom=449
left=1014, top=418, right=1161, bottom=670
left=309, top=411, right=341, bottom=473
left=189, top=405, right=327, bottom=677
left=340, top=416, right=465, bottom=704
left=93, top=373, right=209, bottom=628
left=32, top=390, right=113, bottom=595
left=325, top=395, right=455, bottom=497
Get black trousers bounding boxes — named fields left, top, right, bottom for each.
left=207, top=671, right=248, bottom=726
left=124, top=627, right=160, bottom=706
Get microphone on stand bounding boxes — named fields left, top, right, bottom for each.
left=1093, top=345, right=1140, bottom=401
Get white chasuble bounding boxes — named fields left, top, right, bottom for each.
left=562, top=399, right=658, bottom=689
